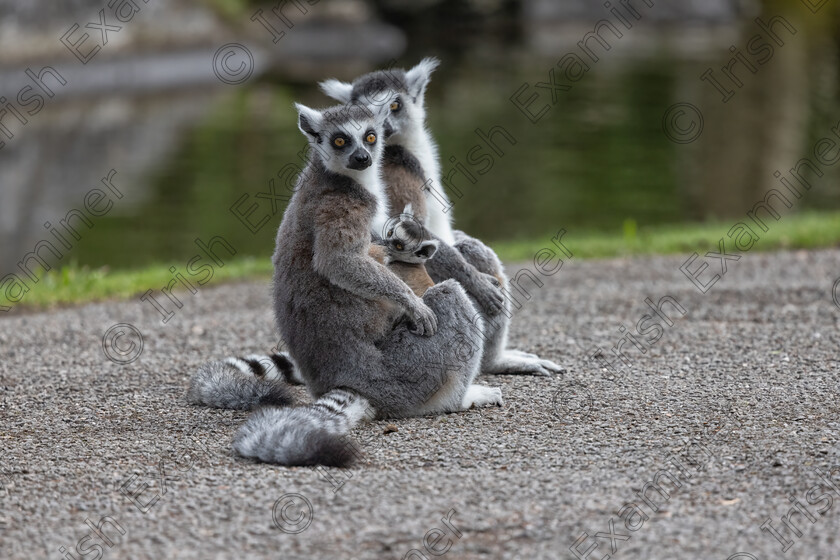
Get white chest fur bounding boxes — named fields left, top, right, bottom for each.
left=340, top=165, right=391, bottom=238
left=361, top=167, right=390, bottom=237
left=393, top=128, right=455, bottom=245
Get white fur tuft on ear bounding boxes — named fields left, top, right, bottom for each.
left=405, top=57, right=440, bottom=98
left=319, top=79, right=354, bottom=103
left=403, top=203, right=413, bottom=216
left=295, top=103, right=323, bottom=139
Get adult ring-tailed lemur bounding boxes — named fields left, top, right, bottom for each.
left=319, top=58, right=564, bottom=377
left=190, top=102, right=502, bottom=466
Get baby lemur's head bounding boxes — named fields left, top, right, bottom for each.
left=295, top=101, right=390, bottom=178
left=383, top=205, right=439, bottom=265
left=318, top=57, right=439, bottom=142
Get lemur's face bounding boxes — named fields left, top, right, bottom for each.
left=379, top=92, right=420, bottom=139
left=318, top=58, right=439, bottom=141
left=325, top=120, right=380, bottom=171
left=383, top=208, right=438, bottom=264
left=295, top=103, right=389, bottom=176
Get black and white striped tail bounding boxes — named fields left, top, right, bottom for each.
left=186, top=352, right=302, bottom=411
left=233, top=389, right=373, bottom=467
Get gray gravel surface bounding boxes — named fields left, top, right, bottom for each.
left=1, top=249, right=839, bottom=560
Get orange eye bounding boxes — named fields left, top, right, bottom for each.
left=395, top=243, right=403, bottom=250
left=334, top=137, right=346, bottom=147
left=366, top=133, right=376, bottom=143
left=390, top=101, right=400, bottom=111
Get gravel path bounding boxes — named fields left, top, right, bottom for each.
left=1, top=249, right=839, bottom=559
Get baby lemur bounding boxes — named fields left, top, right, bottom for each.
left=195, top=102, right=502, bottom=467
left=369, top=206, right=438, bottom=297
left=320, top=59, right=564, bottom=377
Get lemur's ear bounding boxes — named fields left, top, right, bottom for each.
left=414, top=239, right=439, bottom=260
left=402, top=203, right=413, bottom=216
left=319, top=79, right=353, bottom=103
left=405, top=57, right=440, bottom=99
left=295, top=103, right=323, bottom=140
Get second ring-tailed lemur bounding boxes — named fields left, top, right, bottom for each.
left=193, top=102, right=502, bottom=466
left=320, top=59, right=564, bottom=377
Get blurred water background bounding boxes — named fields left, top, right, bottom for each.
left=0, top=0, right=838, bottom=274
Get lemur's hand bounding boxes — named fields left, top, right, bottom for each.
left=482, top=272, right=501, bottom=288
left=473, top=273, right=505, bottom=316
left=406, top=296, right=438, bottom=336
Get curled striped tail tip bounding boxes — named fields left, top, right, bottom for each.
left=233, top=407, right=361, bottom=467
left=187, top=360, right=293, bottom=411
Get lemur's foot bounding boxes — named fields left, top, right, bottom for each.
left=485, top=350, right=565, bottom=376
left=461, top=385, right=504, bottom=409
left=506, top=349, right=541, bottom=360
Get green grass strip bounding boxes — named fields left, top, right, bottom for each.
left=3, top=211, right=839, bottom=311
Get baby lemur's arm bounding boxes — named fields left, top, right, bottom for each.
left=312, top=195, right=437, bottom=335
left=424, top=235, right=505, bottom=316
